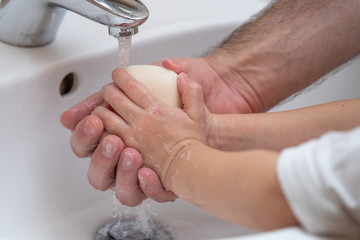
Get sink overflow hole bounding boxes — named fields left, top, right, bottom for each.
left=60, top=72, right=78, bottom=96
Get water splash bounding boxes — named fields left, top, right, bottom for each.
left=111, top=188, right=121, bottom=219
left=105, top=190, right=172, bottom=239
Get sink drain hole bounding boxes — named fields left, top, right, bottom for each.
left=60, top=72, right=78, bottom=96
left=95, top=218, right=172, bottom=240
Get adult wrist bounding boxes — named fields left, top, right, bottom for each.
left=205, top=44, right=277, bottom=113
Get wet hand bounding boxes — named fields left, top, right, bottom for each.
left=93, top=69, right=210, bottom=186
left=60, top=89, right=177, bottom=205
left=162, top=57, right=257, bottom=113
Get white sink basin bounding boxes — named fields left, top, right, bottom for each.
left=0, top=0, right=358, bottom=239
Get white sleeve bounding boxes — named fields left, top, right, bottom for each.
left=277, top=127, right=360, bottom=238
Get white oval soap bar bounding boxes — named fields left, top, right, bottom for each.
left=126, top=65, right=182, bottom=108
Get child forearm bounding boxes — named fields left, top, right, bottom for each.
left=164, top=143, right=298, bottom=230
left=208, top=99, right=360, bottom=151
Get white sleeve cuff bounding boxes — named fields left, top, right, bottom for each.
left=277, top=128, right=360, bottom=238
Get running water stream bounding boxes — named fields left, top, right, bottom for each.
left=110, top=34, right=132, bottom=224
left=110, top=34, right=135, bottom=237
left=101, top=35, right=172, bottom=240
left=117, top=35, right=132, bottom=68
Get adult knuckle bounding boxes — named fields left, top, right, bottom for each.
left=87, top=176, right=107, bottom=191
left=70, top=141, right=89, bottom=158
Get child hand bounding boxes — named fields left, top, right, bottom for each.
left=93, top=69, right=211, bottom=187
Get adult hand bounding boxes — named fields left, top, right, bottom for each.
left=60, top=93, right=177, bottom=206
left=161, top=57, right=257, bottom=114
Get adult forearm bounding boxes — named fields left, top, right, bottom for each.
left=207, top=99, right=360, bottom=151
left=206, top=0, right=360, bottom=112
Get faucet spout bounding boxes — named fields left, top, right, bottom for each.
left=0, top=0, right=149, bottom=47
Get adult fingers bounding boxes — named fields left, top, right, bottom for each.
left=138, top=168, right=178, bottom=203
left=60, top=91, right=104, bottom=131
left=87, top=135, right=125, bottom=191
left=70, top=115, right=104, bottom=157
left=162, top=58, right=190, bottom=75
left=115, top=148, right=147, bottom=207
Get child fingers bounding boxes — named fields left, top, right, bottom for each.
left=101, top=83, right=140, bottom=126
left=92, top=105, right=130, bottom=141
left=177, top=73, right=206, bottom=123
left=112, top=68, right=154, bottom=109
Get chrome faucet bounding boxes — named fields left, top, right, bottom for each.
left=0, top=0, right=149, bottom=47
